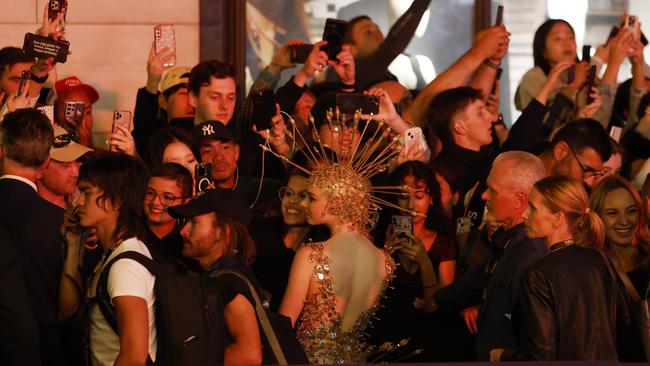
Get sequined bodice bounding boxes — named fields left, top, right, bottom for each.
left=296, top=241, right=395, bottom=364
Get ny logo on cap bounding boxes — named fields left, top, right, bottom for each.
left=202, top=124, right=215, bottom=136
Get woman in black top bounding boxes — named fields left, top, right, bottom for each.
left=372, top=161, right=471, bottom=361
left=495, top=175, right=618, bottom=361
left=590, top=175, right=650, bottom=362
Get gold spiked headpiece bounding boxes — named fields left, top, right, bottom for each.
left=261, top=108, right=423, bottom=234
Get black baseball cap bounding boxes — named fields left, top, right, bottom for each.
left=191, top=120, right=235, bottom=150
left=168, top=188, right=252, bottom=226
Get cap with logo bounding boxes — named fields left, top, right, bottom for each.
left=168, top=188, right=252, bottom=226
left=51, top=125, right=93, bottom=162
left=160, top=66, right=191, bottom=95
left=54, top=76, right=99, bottom=104
left=191, top=120, right=235, bottom=149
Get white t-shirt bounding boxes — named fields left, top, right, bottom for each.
left=88, top=237, right=157, bottom=366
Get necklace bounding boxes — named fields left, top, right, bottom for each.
left=547, top=239, right=575, bottom=255
left=86, top=238, right=124, bottom=298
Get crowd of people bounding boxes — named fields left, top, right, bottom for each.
left=2, top=1, right=650, bottom=365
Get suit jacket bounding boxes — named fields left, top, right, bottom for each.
left=0, top=224, right=40, bottom=365
left=434, top=223, right=547, bottom=361
left=0, top=178, right=65, bottom=365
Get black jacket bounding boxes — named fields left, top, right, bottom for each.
left=0, top=178, right=65, bottom=365
left=504, top=245, right=618, bottom=361
left=434, top=223, right=547, bottom=360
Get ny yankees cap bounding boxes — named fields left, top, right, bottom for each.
left=191, top=120, right=235, bottom=150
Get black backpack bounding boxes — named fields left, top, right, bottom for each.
left=95, top=251, right=225, bottom=365
left=214, top=269, right=309, bottom=365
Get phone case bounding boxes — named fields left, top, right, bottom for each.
left=112, top=110, right=131, bottom=133
left=323, top=18, right=348, bottom=60
left=391, top=215, right=413, bottom=234
left=48, top=0, right=67, bottom=21
left=586, top=65, right=597, bottom=105
left=195, top=163, right=213, bottom=193
left=154, top=25, right=176, bottom=67
left=404, top=127, right=425, bottom=152
left=336, top=93, right=379, bottom=115
left=22, top=33, right=69, bottom=63
left=289, top=44, right=314, bottom=64
left=251, top=89, right=276, bottom=131
left=495, top=5, right=503, bottom=26
left=65, top=102, right=84, bottom=123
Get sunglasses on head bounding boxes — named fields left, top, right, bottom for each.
left=53, top=131, right=79, bottom=148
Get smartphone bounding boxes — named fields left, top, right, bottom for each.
left=22, top=33, right=70, bottom=63
left=48, top=0, right=67, bottom=23
left=567, top=64, right=575, bottom=85
left=17, top=70, right=31, bottom=96
left=609, top=126, right=622, bottom=143
left=391, top=214, right=417, bottom=273
left=586, top=65, right=597, bottom=105
left=495, top=5, right=504, bottom=26
left=322, top=18, right=348, bottom=61
left=289, top=44, right=314, bottom=64
left=250, top=89, right=276, bottom=131
left=65, top=101, right=85, bottom=124
left=391, top=215, right=413, bottom=235
left=404, top=127, right=425, bottom=152
left=336, top=93, right=379, bottom=115
left=581, top=45, right=591, bottom=63
left=626, top=15, right=641, bottom=41
left=154, top=25, right=176, bottom=67
left=195, top=163, right=212, bottom=193
left=112, top=110, right=131, bottom=133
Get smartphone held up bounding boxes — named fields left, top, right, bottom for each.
left=154, top=24, right=177, bottom=67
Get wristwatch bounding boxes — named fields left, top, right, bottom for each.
left=30, top=72, right=49, bottom=84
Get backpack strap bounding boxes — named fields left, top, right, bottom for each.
left=95, top=251, right=159, bottom=365
left=216, top=269, right=288, bottom=365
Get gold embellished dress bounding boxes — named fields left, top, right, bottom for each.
left=296, top=241, right=396, bottom=364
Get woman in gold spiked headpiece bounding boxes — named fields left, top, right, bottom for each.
left=264, top=89, right=419, bottom=364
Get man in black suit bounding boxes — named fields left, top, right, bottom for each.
left=0, top=109, right=66, bottom=365
left=0, top=224, right=40, bottom=365
left=432, top=151, right=548, bottom=361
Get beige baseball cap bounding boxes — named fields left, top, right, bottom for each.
left=50, top=125, right=93, bottom=162
left=160, top=66, right=191, bottom=95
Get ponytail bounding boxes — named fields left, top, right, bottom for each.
left=573, top=209, right=606, bottom=250
left=535, top=176, right=605, bottom=249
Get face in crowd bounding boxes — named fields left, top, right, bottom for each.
left=40, top=160, right=81, bottom=196
left=144, top=177, right=188, bottom=227
left=199, top=138, right=240, bottom=186
left=543, top=21, right=577, bottom=68
left=190, top=76, right=237, bottom=124
left=163, top=140, right=197, bottom=180
left=522, top=187, right=556, bottom=239
left=161, top=86, right=195, bottom=120
left=0, top=61, right=32, bottom=95
left=598, top=187, right=640, bottom=247
left=280, top=175, right=309, bottom=227
left=397, top=175, right=432, bottom=226
left=75, top=181, right=116, bottom=229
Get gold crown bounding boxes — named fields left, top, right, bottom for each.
left=261, top=108, right=423, bottom=234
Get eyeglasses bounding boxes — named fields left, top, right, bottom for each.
left=53, top=131, right=79, bottom=148
left=279, top=187, right=309, bottom=202
left=145, top=189, right=185, bottom=206
left=567, top=144, right=606, bottom=179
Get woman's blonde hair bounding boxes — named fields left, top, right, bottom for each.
left=534, top=175, right=606, bottom=249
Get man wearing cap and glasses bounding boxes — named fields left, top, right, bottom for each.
left=538, top=118, right=611, bottom=189
left=168, top=188, right=263, bottom=364
left=37, top=125, right=93, bottom=209
left=0, top=108, right=68, bottom=364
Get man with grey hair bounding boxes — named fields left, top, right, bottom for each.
left=432, top=151, right=548, bottom=361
